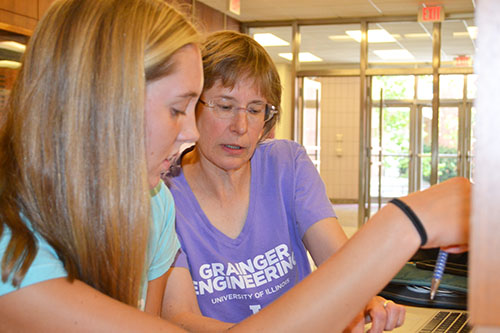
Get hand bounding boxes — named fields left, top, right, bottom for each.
left=342, top=296, right=405, bottom=333
left=402, top=177, right=471, bottom=251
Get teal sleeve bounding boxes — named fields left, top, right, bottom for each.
left=0, top=225, right=67, bottom=296
left=148, top=181, right=180, bottom=281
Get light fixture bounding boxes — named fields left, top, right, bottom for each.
left=0, top=60, right=22, bottom=69
left=373, top=49, right=414, bottom=60
left=0, top=41, right=26, bottom=53
left=404, top=33, right=431, bottom=39
left=253, top=33, right=289, bottom=47
left=328, top=35, right=354, bottom=41
left=467, top=26, right=478, bottom=39
left=278, top=52, right=323, bottom=62
left=453, top=32, right=470, bottom=38
left=345, top=29, right=397, bottom=43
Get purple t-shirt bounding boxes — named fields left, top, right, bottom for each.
left=169, top=139, right=336, bottom=323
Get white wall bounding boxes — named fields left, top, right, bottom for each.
left=318, top=77, right=360, bottom=201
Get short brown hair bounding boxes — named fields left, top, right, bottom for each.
left=201, top=30, right=281, bottom=137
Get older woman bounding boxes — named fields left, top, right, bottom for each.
left=162, top=30, right=407, bottom=332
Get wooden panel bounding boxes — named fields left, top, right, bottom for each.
left=468, top=0, right=500, bottom=328
left=0, top=0, right=37, bottom=19
left=226, top=15, right=241, bottom=32
left=0, top=8, right=37, bottom=32
left=194, top=1, right=224, bottom=34
left=0, top=67, right=18, bottom=110
left=38, top=0, right=56, bottom=20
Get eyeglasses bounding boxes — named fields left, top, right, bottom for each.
left=199, top=98, right=278, bottom=123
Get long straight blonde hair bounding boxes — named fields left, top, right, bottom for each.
left=0, top=0, right=200, bottom=306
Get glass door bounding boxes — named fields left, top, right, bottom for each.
left=301, top=77, right=321, bottom=170
left=367, top=75, right=475, bottom=216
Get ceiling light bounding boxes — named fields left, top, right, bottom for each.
left=467, top=26, right=478, bottom=39
left=345, top=29, right=397, bottom=43
left=253, top=33, right=289, bottom=46
left=373, top=49, right=414, bottom=60
left=328, top=35, right=354, bottom=41
left=404, top=33, right=431, bottom=39
left=0, top=41, right=26, bottom=53
left=0, top=60, right=22, bottom=69
left=453, top=32, right=470, bottom=38
left=278, top=52, right=323, bottom=62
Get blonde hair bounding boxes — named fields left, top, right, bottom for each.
left=0, top=0, right=199, bottom=306
left=201, top=30, right=281, bottom=138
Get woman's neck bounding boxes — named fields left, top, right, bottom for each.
left=182, top=146, right=251, bottom=200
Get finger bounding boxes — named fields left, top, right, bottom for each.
left=383, top=302, right=403, bottom=331
left=367, top=307, right=387, bottom=333
left=396, top=306, right=406, bottom=327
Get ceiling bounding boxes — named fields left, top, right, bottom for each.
left=198, top=0, right=476, bottom=23
left=198, top=0, right=477, bottom=68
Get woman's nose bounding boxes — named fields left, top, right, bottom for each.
left=229, top=109, right=249, bottom=134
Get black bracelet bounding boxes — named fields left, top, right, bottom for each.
left=389, top=198, right=428, bottom=246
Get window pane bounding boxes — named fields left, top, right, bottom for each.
left=438, top=156, right=458, bottom=182
left=372, top=75, right=415, bottom=100
left=439, top=107, right=459, bottom=154
left=421, top=107, right=433, bottom=154
left=384, top=107, right=410, bottom=154
left=303, top=78, right=320, bottom=147
left=417, top=75, right=433, bottom=100
left=420, top=156, right=432, bottom=190
left=300, top=24, right=360, bottom=71
left=440, top=75, right=464, bottom=99
left=250, top=26, right=292, bottom=66
left=441, top=19, right=476, bottom=68
left=368, top=21, right=433, bottom=69
left=467, top=74, right=478, bottom=99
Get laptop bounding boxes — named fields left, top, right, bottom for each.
left=365, top=306, right=470, bottom=332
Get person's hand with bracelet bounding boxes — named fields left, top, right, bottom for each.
left=393, top=176, right=470, bottom=253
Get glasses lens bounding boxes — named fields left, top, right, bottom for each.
left=212, top=99, right=234, bottom=118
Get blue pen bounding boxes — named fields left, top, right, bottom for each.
left=430, top=250, right=448, bottom=300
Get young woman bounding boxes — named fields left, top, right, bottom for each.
left=0, top=0, right=201, bottom=330
left=0, top=1, right=470, bottom=331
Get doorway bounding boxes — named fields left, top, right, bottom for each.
left=367, top=74, right=475, bottom=215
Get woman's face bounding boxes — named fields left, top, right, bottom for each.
left=145, top=44, right=203, bottom=188
left=196, top=78, right=266, bottom=173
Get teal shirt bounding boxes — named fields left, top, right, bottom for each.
left=0, top=181, right=180, bottom=310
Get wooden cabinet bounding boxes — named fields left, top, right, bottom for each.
left=0, top=0, right=57, bottom=34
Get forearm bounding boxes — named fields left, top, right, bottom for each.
left=232, top=203, right=419, bottom=332
left=165, top=311, right=234, bottom=332
left=232, top=177, right=470, bottom=332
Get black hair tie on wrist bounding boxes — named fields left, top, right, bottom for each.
left=389, top=198, right=428, bottom=246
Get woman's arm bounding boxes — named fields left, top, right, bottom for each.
left=145, top=274, right=169, bottom=316
left=303, top=217, right=405, bottom=332
left=162, top=267, right=234, bottom=332
left=232, top=177, right=470, bottom=332
left=0, top=177, right=469, bottom=332
left=303, top=217, right=348, bottom=266
left=0, top=277, right=185, bottom=333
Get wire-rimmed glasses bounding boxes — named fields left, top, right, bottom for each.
left=199, top=98, right=277, bottom=123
